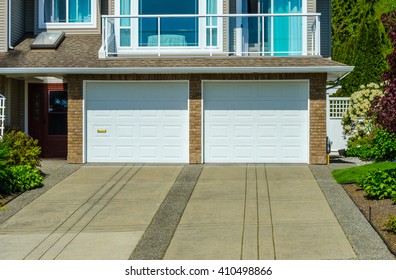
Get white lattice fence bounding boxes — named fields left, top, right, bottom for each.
left=327, top=96, right=350, bottom=152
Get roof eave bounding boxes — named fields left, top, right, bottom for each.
left=0, top=66, right=354, bottom=81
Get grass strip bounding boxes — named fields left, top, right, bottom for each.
left=332, top=162, right=396, bottom=184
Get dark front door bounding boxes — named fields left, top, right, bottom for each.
left=28, top=83, right=68, bottom=158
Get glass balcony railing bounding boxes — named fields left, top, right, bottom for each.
left=99, top=13, right=321, bottom=58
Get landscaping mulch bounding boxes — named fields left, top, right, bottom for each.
left=343, top=183, right=396, bottom=255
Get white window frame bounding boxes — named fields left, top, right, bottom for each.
left=114, top=0, right=223, bottom=54
left=38, top=0, right=97, bottom=29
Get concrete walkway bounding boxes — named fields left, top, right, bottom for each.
left=0, top=163, right=390, bottom=260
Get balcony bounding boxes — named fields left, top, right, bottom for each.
left=99, top=13, right=321, bottom=58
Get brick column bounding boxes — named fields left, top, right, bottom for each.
left=189, top=75, right=202, bottom=163
left=309, top=73, right=327, bottom=164
left=67, top=75, right=84, bottom=163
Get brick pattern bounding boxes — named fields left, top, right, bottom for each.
left=67, top=75, right=84, bottom=163
left=189, top=77, right=202, bottom=164
left=67, top=73, right=327, bottom=165
left=309, top=73, right=328, bottom=164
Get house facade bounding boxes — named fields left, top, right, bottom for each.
left=0, top=0, right=352, bottom=164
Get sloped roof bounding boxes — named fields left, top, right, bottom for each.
left=0, top=35, right=353, bottom=80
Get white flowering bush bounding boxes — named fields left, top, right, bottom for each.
left=342, top=83, right=385, bottom=140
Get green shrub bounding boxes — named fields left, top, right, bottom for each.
left=0, top=138, right=11, bottom=195
left=2, top=130, right=41, bottom=167
left=370, top=129, right=396, bottom=161
left=358, top=168, right=396, bottom=199
left=346, top=135, right=374, bottom=159
left=6, top=165, right=43, bottom=193
left=384, top=216, right=396, bottom=233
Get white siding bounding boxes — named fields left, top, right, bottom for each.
left=0, top=0, right=8, bottom=52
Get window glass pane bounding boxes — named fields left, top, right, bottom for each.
left=206, top=0, right=217, bottom=25
left=273, top=0, right=303, bottom=55
left=206, top=28, right=217, bottom=47
left=45, top=0, right=67, bottom=23
left=48, top=90, right=67, bottom=136
left=140, top=18, right=157, bottom=47
left=120, top=0, right=131, bottom=27
left=120, top=29, right=131, bottom=47
left=139, top=0, right=198, bottom=47
left=69, top=0, right=91, bottom=23
left=49, top=91, right=67, bottom=112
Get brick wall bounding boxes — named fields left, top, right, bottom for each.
left=68, top=73, right=327, bottom=164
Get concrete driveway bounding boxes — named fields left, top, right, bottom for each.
left=0, top=164, right=393, bottom=260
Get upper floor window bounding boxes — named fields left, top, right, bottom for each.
left=116, top=0, right=221, bottom=49
left=39, top=0, right=97, bottom=29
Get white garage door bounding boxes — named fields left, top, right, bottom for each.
left=85, top=81, right=189, bottom=163
left=204, top=81, right=309, bottom=163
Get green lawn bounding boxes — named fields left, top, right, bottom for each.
left=332, top=162, right=396, bottom=184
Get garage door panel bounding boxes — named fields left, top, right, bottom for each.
left=204, top=81, right=309, bottom=163
left=116, top=126, right=135, bottom=138
left=234, top=126, right=254, bottom=139
left=86, top=83, right=184, bottom=100
left=115, top=146, right=135, bottom=158
left=86, top=82, right=188, bottom=163
left=258, top=125, right=277, bottom=138
left=87, top=101, right=187, bottom=111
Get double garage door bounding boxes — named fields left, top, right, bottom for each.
left=85, top=81, right=309, bottom=163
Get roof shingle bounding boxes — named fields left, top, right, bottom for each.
left=0, top=35, right=350, bottom=70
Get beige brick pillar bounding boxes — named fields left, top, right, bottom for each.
left=67, top=75, right=84, bottom=164
left=189, top=75, right=202, bottom=163
left=309, top=73, right=328, bottom=164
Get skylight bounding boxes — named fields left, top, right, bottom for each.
left=30, top=32, right=65, bottom=49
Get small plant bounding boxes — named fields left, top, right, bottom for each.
left=2, top=130, right=41, bottom=167
left=345, top=135, right=374, bottom=159
left=358, top=168, right=396, bottom=199
left=6, top=165, right=44, bottom=193
left=384, top=216, right=396, bottom=233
